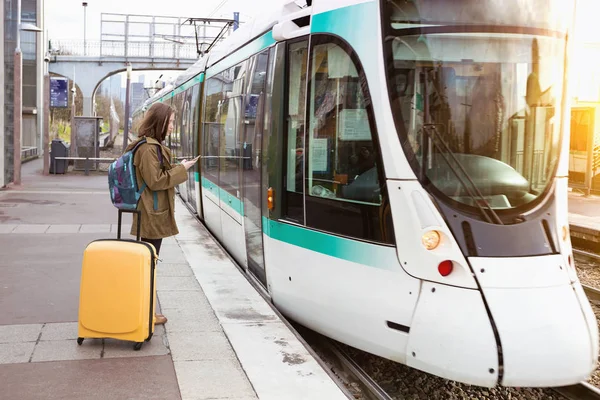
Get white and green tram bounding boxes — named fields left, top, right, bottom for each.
left=133, top=0, right=598, bottom=388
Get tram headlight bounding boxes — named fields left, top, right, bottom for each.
left=421, top=230, right=441, bottom=250
left=267, top=187, right=274, bottom=211
left=562, top=225, right=569, bottom=241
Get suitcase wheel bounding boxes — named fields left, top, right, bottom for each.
left=133, top=342, right=143, bottom=351
left=77, top=337, right=84, bottom=346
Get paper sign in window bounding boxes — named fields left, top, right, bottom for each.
left=310, top=138, right=329, bottom=173
left=338, top=109, right=371, bottom=141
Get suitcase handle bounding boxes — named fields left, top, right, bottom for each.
left=117, top=209, right=141, bottom=241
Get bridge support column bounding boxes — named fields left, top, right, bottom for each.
left=83, top=96, right=93, bottom=117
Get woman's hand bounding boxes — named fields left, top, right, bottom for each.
left=181, top=156, right=200, bottom=170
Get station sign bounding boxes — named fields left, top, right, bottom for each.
left=50, top=77, right=69, bottom=108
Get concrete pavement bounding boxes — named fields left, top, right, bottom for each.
left=0, top=158, right=347, bottom=400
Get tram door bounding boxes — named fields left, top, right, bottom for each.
left=241, top=51, right=269, bottom=286
left=186, top=85, right=201, bottom=216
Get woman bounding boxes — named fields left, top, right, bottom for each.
left=125, top=102, right=198, bottom=325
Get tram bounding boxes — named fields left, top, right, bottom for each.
left=132, top=0, right=598, bottom=387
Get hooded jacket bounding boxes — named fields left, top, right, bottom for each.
left=125, top=136, right=188, bottom=239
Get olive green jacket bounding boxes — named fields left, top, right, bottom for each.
left=125, top=137, right=188, bottom=239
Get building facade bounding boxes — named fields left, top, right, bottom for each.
left=2, top=0, right=44, bottom=187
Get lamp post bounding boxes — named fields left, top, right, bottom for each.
left=82, top=2, right=88, bottom=56
left=13, top=0, right=42, bottom=185
left=122, top=63, right=132, bottom=150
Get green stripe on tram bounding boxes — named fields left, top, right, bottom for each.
left=262, top=217, right=399, bottom=270
left=197, top=177, right=396, bottom=269
left=200, top=177, right=244, bottom=215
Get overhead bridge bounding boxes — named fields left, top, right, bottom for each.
left=47, top=13, right=236, bottom=116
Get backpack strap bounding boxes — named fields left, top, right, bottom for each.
left=133, top=138, right=164, bottom=212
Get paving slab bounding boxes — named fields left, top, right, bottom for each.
left=12, top=224, right=50, bottom=233
left=0, top=233, right=109, bottom=325
left=168, top=331, right=237, bottom=362
left=0, top=323, right=43, bottom=343
left=0, top=224, right=17, bottom=233
left=174, top=359, right=257, bottom=400
left=46, top=224, right=82, bottom=234
left=78, top=224, right=112, bottom=233
left=158, top=276, right=202, bottom=291
left=40, top=322, right=79, bottom=341
left=103, top=335, right=171, bottom=358
left=0, top=342, right=36, bottom=364
left=158, top=289, right=213, bottom=310
left=0, top=356, right=181, bottom=400
left=157, top=262, right=195, bottom=277
left=160, top=306, right=222, bottom=333
left=31, top=339, right=103, bottom=362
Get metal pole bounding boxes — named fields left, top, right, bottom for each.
left=43, top=72, right=50, bottom=175
left=585, top=115, right=594, bottom=196
left=13, top=0, right=23, bottom=185
left=124, top=15, right=129, bottom=59
left=83, top=2, right=88, bottom=56
left=70, top=67, right=77, bottom=165
left=122, top=63, right=132, bottom=150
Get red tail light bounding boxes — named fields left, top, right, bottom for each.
left=438, top=260, right=453, bottom=277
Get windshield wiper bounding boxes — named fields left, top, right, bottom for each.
left=421, top=123, right=504, bottom=225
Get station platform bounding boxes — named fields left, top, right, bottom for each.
left=569, top=189, right=600, bottom=243
left=0, top=159, right=347, bottom=400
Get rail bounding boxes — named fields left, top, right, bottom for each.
left=296, top=325, right=393, bottom=400
left=53, top=156, right=117, bottom=176
left=553, top=382, right=600, bottom=400
left=49, top=40, right=199, bottom=60
left=557, top=250, right=600, bottom=399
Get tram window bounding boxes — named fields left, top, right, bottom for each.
left=241, top=51, right=269, bottom=174
left=283, top=40, right=309, bottom=223
left=220, top=63, right=247, bottom=197
left=303, top=36, right=393, bottom=245
left=307, top=42, right=382, bottom=206
left=203, top=77, right=223, bottom=184
left=171, top=93, right=185, bottom=160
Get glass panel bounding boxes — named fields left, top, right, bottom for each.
left=383, top=0, right=571, bottom=213
left=243, top=50, right=270, bottom=285
left=219, top=97, right=240, bottom=195
left=203, top=77, right=222, bottom=184
left=286, top=42, right=308, bottom=195
left=307, top=42, right=382, bottom=205
left=283, top=40, right=309, bottom=222
left=188, top=85, right=200, bottom=211
left=170, top=93, right=184, bottom=160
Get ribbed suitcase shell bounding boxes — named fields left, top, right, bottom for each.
left=78, top=239, right=156, bottom=345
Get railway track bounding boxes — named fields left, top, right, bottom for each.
left=293, top=325, right=393, bottom=400
left=319, top=339, right=394, bottom=400
left=574, top=249, right=600, bottom=303
left=566, top=249, right=600, bottom=399
left=554, top=382, right=600, bottom=400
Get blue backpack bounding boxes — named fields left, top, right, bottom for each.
left=108, top=138, right=162, bottom=211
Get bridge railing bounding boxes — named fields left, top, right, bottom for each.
left=50, top=40, right=199, bottom=60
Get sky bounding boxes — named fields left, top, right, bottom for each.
left=45, top=0, right=288, bottom=86
left=44, top=0, right=599, bottom=89
left=45, top=0, right=279, bottom=41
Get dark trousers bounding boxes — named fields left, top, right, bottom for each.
left=141, top=237, right=163, bottom=256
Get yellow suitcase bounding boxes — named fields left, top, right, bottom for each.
left=77, top=211, right=157, bottom=351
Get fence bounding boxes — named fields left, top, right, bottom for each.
left=50, top=40, right=199, bottom=60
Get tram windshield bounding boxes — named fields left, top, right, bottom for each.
left=382, top=0, right=573, bottom=218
